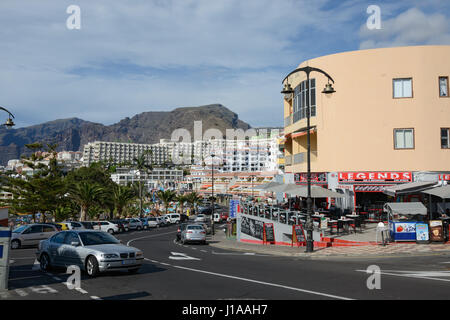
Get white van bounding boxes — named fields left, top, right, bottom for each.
left=165, top=213, right=181, bottom=224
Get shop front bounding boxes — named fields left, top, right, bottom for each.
left=294, top=172, right=329, bottom=209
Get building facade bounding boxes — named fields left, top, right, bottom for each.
left=283, top=45, right=450, bottom=210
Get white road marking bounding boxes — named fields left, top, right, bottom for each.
left=9, top=260, right=15, bottom=264
left=172, top=265, right=354, bottom=300
left=91, top=296, right=102, bottom=300
left=75, top=288, right=88, bottom=294
left=15, top=289, right=28, bottom=297
left=169, top=252, right=200, bottom=261
left=0, top=291, right=10, bottom=299
left=127, top=230, right=177, bottom=246
left=200, top=250, right=207, bottom=253
left=29, top=285, right=58, bottom=294
left=356, top=269, right=450, bottom=283
left=31, top=259, right=40, bottom=270
left=160, top=262, right=171, bottom=266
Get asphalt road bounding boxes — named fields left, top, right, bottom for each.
left=4, top=224, right=450, bottom=302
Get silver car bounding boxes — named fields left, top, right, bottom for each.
left=11, top=224, right=59, bottom=249
left=180, top=224, right=206, bottom=245
left=36, top=230, right=144, bottom=277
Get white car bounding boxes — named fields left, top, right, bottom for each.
left=194, top=214, right=207, bottom=223
left=164, top=213, right=181, bottom=224
left=90, top=221, right=119, bottom=234
left=126, top=218, right=144, bottom=231
left=146, top=217, right=162, bottom=228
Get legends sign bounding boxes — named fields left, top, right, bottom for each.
left=339, top=172, right=412, bottom=183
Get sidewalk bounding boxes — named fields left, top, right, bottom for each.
left=208, top=229, right=450, bottom=259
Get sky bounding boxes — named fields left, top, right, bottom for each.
left=0, top=0, right=449, bottom=128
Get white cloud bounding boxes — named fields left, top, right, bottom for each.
left=359, top=8, right=450, bottom=49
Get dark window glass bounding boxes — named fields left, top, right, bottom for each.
left=51, top=232, right=66, bottom=244
left=28, top=225, right=43, bottom=234
left=64, top=232, right=80, bottom=245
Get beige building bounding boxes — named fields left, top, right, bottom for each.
left=283, top=46, right=450, bottom=210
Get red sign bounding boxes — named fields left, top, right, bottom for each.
left=339, top=172, right=412, bottom=183
left=295, top=172, right=327, bottom=184
left=439, top=174, right=450, bottom=181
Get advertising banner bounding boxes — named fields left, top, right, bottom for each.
left=416, top=223, right=430, bottom=243
left=338, top=172, right=412, bottom=183
left=240, top=216, right=264, bottom=240
left=429, top=220, right=444, bottom=242
left=229, top=199, right=239, bottom=219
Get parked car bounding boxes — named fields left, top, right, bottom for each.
left=160, top=216, right=170, bottom=226
left=199, top=207, right=213, bottom=215
left=180, top=213, right=189, bottom=223
left=120, top=219, right=131, bottom=232
left=109, top=220, right=127, bottom=233
left=180, top=224, right=206, bottom=245
left=45, top=223, right=63, bottom=232
left=126, top=218, right=143, bottom=231
left=36, top=230, right=144, bottom=277
left=65, top=221, right=86, bottom=230
left=11, top=224, right=59, bottom=249
left=80, top=221, right=94, bottom=230
left=176, top=223, right=188, bottom=241
left=89, top=221, right=119, bottom=234
left=165, top=213, right=181, bottom=224
left=146, top=217, right=161, bottom=228
left=138, top=218, right=149, bottom=230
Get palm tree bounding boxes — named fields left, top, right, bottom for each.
left=175, top=194, right=188, bottom=215
left=132, top=150, right=153, bottom=217
left=186, top=192, right=201, bottom=215
left=157, top=190, right=176, bottom=216
left=67, top=182, right=105, bottom=221
left=112, top=185, right=137, bottom=218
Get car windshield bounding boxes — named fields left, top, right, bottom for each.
left=12, top=225, right=28, bottom=233
left=78, top=232, right=120, bottom=246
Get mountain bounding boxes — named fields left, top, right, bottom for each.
left=0, top=104, right=251, bottom=165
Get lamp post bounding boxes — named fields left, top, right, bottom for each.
left=0, top=106, right=15, bottom=128
left=281, top=66, right=336, bottom=253
left=210, top=153, right=217, bottom=235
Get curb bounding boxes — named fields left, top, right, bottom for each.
left=209, top=238, right=450, bottom=260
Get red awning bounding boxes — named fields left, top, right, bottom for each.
left=292, top=128, right=316, bottom=139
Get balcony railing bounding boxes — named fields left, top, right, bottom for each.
left=285, top=155, right=292, bottom=166
left=293, top=151, right=318, bottom=164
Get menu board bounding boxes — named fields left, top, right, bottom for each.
left=263, top=223, right=275, bottom=244
left=240, top=216, right=264, bottom=240
left=415, top=223, right=430, bottom=243
left=292, top=224, right=306, bottom=246
left=429, top=220, right=444, bottom=242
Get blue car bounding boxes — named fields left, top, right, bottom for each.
left=138, top=218, right=149, bottom=230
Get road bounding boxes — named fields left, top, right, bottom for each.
left=4, top=224, right=450, bottom=302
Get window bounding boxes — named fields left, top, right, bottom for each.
left=393, top=78, right=413, bottom=98
left=51, top=232, right=66, bottom=244
left=43, top=225, right=55, bottom=233
left=64, top=232, right=80, bottom=245
left=394, top=129, right=415, bottom=149
left=441, top=128, right=450, bottom=149
left=293, top=78, right=316, bottom=123
left=24, top=225, right=43, bottom=234
left=439, top=77, right=449, bottom=97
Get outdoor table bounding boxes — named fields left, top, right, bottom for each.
left=338, top=218, right=355, bottom=234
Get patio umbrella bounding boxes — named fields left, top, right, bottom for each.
left=285, top=185, right=345, bottom=198
left=265, top=183, right=299, bottom=193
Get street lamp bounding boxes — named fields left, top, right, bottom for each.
left=281, top=66, right=336, bottom=253
left=0, top=106, right=15, bottom=128
left=210, top=153, right=218, bottom=235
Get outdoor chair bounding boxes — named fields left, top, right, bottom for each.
left=349, top=217, right=362, bottom=233
left=329, top=220, right=344, bottom=235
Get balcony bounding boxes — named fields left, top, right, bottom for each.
left=293, top=151, right=318, bottom=164
left=285, top=155, right=292, bottom=166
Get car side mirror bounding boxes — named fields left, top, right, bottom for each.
left=71, top=241, right=80, bottom=247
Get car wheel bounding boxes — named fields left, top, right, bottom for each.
left=125, top=228, right=129, bottom=232
left=137, top=226, right=142, bottom=231
left=40, top=253, right=52, bottom=271
left=86, top=256, right=99, bottom=277
left=128, top=268, right=140, bottom=274
left=11, top=239, right=21, bottom=250
left=107, top=229, right=114, bottom=234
